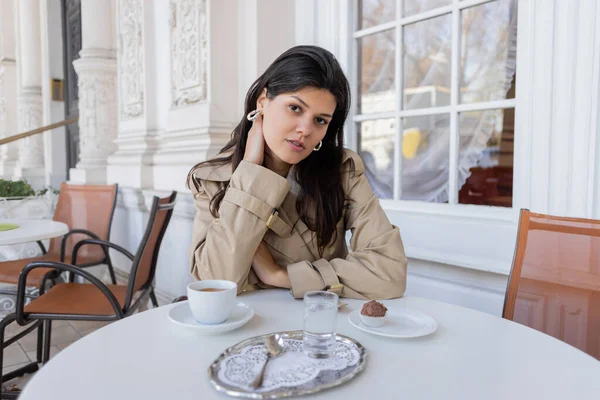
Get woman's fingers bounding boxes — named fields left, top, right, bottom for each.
left=243, top=113, right=265, bottom=165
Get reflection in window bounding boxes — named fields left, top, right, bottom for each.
left=460, top=1, right=517, bottom=104
left=403, top=0, right=451, bottom=18
left=458, top=79, right=515, bottom=207
left=358, top=119, right=395, bottom=199
left=358, top=30, right=395, bottom=114
left=358, top=0, right=396, bottom=30
left=403, top=14, right=452, bottom=110
left=401, top=114, right=450, bottom=201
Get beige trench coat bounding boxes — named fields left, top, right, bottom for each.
left=187, top=148, right=407, bottom=300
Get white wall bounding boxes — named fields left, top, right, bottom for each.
left=152, top=0, right=170, bottom=133
left=41, top=0, right=67, bottom=189
left=405, top=259, right=508, bottom=316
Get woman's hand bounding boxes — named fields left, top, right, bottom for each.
left=251, top=241, right=291, bottom=288
left=243, top=113, right=265, bottom=165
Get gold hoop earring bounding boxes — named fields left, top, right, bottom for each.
left=313, top=141, right=323, bottom=152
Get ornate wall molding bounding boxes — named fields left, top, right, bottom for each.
left=74, top=58, right=118, bottom=167
left=170, top=0, right=208, bottom=108
left=118, top=0, right=145, bottom=120
left=16, top=92, right=43, bottom=168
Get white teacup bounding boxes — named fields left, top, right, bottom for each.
left=187, top=280, right=237, bottom=324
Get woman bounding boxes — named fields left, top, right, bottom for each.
left=187, top=45, right=407, bottom=300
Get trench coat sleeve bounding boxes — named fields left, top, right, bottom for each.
left=286, top=150, right=407, bottom=300
left=188, top=161, right=290, bottom=293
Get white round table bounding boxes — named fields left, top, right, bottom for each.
left=0, top=219, right=68, bottom=246
left=18, top=290, right=600, bottom=399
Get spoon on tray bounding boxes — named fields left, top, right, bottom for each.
left=249, top=333, right=285, bottom=389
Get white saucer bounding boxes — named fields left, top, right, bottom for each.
left=168, top=301, right=254, bottom=335
left=348, top=308, right=437, bottom=338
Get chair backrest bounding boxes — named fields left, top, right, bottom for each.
left=124, top=192, right=177, bottom=309
left=504, top=209, right=600, bottom=360
left=49, top=183, right=118, bottom=260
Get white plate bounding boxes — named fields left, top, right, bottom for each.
left=168, top=301, right=254, bottom=335
left=348, top=308, right=437, bottom=338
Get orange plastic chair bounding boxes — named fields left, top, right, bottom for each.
left=503, top=209, right=600, bottom=360
left=0, top=183, right=119, bottom=290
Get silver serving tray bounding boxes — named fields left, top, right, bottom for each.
left=208, top=330, right=367, bottom=399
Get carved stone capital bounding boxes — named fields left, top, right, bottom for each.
left=73, top=59, right=118, bottom=168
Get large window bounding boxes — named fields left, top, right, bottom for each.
left=354, top=0, right=517, bottom=207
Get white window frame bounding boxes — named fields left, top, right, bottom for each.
left=333, top=0, right=526, bottom=275
left=349, top=0, right=516, bottom=202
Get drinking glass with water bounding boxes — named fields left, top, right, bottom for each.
left=303, top=291, right=338, bottom=358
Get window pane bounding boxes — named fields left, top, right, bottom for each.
left=403, top=0, right=451, bottom=18
left=458, top=107, right=514, bottom=207
left=357, top=119, right=395, bottom=199
left=403, top=14, right=452, bottom=110
left=358, top=31, right=396, bottom=114
left=460, top=0, right=518, bottom=104
left=401, top=114, right=450, bottom=202
left=358, top=0, right=396, bottom=30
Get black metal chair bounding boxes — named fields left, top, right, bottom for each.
left=0, top=192, right=176, bottom=399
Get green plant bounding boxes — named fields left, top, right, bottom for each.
left=0, top=179, right=36, bottom=198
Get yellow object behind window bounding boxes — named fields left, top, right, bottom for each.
left=402, top=128, right=422, bottom=159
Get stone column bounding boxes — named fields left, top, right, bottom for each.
left=13, top=0, right=45, bottom=188
left=0, top=0, right=19, bottom=178
left=69, top=0, right=118, bottom=184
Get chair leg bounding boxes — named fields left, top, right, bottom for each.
left=149, top=289, right=159, bottom=308
left=42, top=321, right=52, bottom=364
left=0, top=315, right=38, bottom=398
left=0, top=314, right=15, bottom=389
left=106, top=256, right=117, bottom=285
left=36, top=323, right=43, bottom=364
